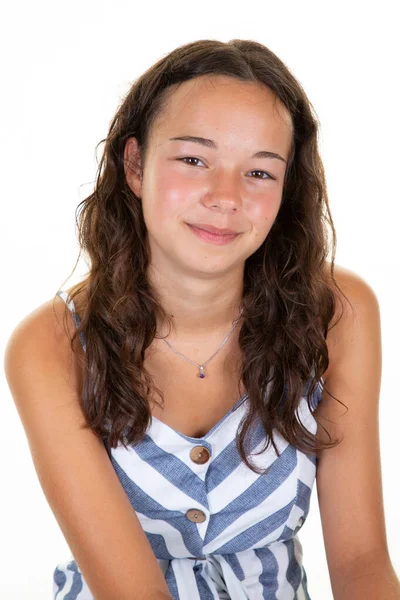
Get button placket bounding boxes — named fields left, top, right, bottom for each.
left=184, top=443, right=211, bottom=534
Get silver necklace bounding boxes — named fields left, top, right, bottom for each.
left=159, top=308, right=243, bottom=379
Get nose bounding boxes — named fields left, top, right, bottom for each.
left=203, top=169, right=241, bottom=213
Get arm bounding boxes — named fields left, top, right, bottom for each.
left=4, top=296, right=173, bottom=600
left=330, top=550, right=400, bottom=599
left=315, top=265, right=400, bottom=599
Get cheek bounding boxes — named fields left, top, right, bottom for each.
left=152, top=170, right=197, bottom=218
left=248, top=195, right=281, bottom=237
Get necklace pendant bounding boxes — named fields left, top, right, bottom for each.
left=199, top=366, right=205, bottom=379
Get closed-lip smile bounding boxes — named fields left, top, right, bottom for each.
left=186, top=223, right=241, bottom=246
left=187, top=223, right=238, bottom=235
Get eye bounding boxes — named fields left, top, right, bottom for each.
left=249, top=169, right=275, bottom=180
left=177, top=157, right=205, bottom=167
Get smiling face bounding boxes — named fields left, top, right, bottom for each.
left=124, top=74, right=293, bottom=280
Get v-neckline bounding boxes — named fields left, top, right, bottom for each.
left=150, top=392, right=249, bottom=442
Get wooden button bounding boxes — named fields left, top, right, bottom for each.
left=186, top=508, right=206, bottom=523
left=190, top=445, right=210, bottom=464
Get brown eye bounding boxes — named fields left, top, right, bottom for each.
left=249, top=169, right=274, bottom=180
left=178, top=157, right=205, bottom=167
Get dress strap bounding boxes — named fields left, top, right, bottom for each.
left=56, top=290, right=87, bottom=353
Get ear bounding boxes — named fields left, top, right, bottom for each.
left=123, top=136, right=143, bottom=197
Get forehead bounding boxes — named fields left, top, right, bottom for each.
left=151, top=75, right=293, bottom=152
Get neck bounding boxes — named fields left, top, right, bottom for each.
left=147, top=263, right=244, bottom=343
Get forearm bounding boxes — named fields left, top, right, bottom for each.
left=331, top=554, right=400, bottom=599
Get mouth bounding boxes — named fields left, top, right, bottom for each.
left=186, top=223, right=240, bottom=246
left=189, top=223, right=239, bottom=235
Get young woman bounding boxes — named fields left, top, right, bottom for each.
left=5, top=39, right=399, bottom=600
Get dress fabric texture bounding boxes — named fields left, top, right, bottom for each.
left=53, top=289, right=323, bottom=600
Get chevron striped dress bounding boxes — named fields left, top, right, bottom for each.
left=53, top=289, right=322, bottom=600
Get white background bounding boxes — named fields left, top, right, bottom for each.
left=1, top=1, right=399, bottom=598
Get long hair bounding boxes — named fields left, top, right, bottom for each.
left=56, top=38, right=349, bottom=474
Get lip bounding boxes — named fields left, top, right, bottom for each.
left=189, top=223, right=238, bottom=235
left=186, top=223, right=239, bottom=245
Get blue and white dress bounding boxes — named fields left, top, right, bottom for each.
left=53, top=289, right=323, bottom=600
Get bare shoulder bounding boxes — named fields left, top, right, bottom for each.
left=322, top=260, right=379, bottom=315
left=321, top=261, right=380, bottom=383
left=4, top=289, right=86, bottom=398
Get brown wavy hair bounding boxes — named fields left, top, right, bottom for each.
left=56, top=38, right=350, bottom=475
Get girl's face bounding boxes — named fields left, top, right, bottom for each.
left=124, top=74, right=293, bottom=279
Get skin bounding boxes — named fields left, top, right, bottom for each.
left=124, top=74, right=293, bottom=345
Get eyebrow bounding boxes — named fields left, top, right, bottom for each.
left=169, top=135, right=287, bottom=164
